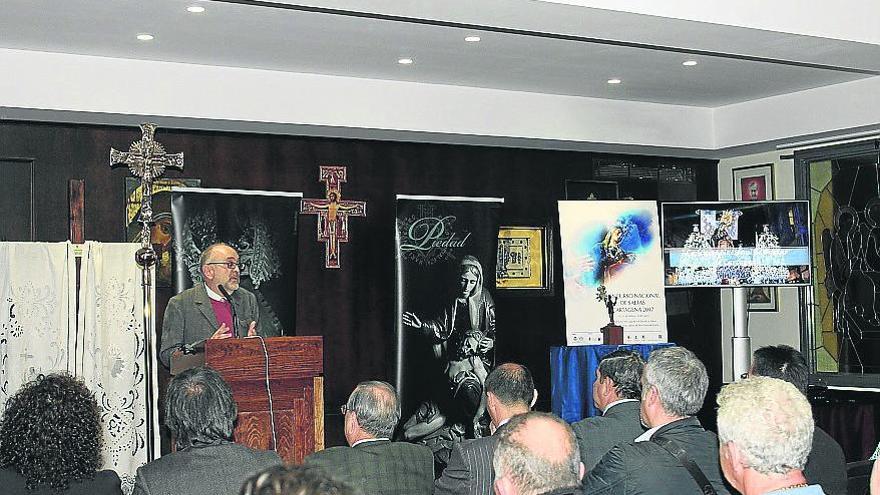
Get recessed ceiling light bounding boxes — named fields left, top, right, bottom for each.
left=398, top=58, right=414, bottom=65
left=464, top=35, right=481, bottom=42
left=136, top=33, right=154, bottom=41
left=186, top=5, right=206, bottom=13
left=682, top=60, right=698, bottom=66
left=607, top=78, right=622, bottom=84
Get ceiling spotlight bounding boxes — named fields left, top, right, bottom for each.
left=464, top=35, right=481, bottom=42
left=682, top=60, right=698, bottom=66
left=186, top=5, right=206, bottom=13
left=398, top=58, right=414, bottom=65
left=136, top=33, right=154, bottom=41
left=607, top=78, right=622, bottom=84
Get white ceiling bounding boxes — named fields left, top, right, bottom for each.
left=1, top=0, right=878, bottom=107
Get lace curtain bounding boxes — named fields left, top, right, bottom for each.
left=0, top=241, right=156, bottom=494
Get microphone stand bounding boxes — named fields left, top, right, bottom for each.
left=218, top=284, right=240, bottom=338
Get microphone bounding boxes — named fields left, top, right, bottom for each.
left=181, top=338, right=208, bottom=355
left=218, top=284, right=240, bottom=338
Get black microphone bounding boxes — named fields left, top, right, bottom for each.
left=218, top=284, right=240, bottom=338
left=181, top=338, right=208, bottom=355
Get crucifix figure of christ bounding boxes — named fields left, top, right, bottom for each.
left=301, top=165, right=367, bottom=269
left=109, top=122, right=183, bottom=461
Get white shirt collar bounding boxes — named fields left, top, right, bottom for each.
left=351, top=437, right=390, bottom=447
left=205, top=284, right=226, bottom=302
left=634, top=424, right=663, bottom=442
left=602, top=398, right=638, bottom=415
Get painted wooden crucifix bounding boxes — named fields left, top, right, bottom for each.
left=300, top=165, right=366, bottom=269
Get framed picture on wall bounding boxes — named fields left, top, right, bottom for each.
left=747, top=285, right=778, bottom=312
left=495, top=223, right=554, bottom=296
left=732, top=163, right=774, bottom=201
left=564, top=180, right=619, bottom=200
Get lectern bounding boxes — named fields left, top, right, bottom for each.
left=172, top=336, right=324, bottom=464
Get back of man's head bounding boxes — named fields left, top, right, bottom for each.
left=643, top=346, right=708, bottom=417
left=485, top=363, right=535, bottom=408
left=493, top=412, right=581, bottom=495
left=751, top=345, right=808, bottom=394
left=240, top=464, right=362, bottom=495
left=165, top=366, right=237, bottom=450
left=345, top=381, right=400, bottom=439
left=717, top=376, right=813, bottom=477
left=598, top=350, right=644, bottom=399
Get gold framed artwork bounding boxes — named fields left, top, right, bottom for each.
left=495, top=224, right=554, bottom=296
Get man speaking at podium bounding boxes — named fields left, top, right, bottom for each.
left=159, top=243, right=260, bottom=368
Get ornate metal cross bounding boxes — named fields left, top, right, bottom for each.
left=110, top=123, right=184, bottom=268
left=301, top=165, right=366, bottom=269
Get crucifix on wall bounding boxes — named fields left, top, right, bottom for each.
left=301, top=165, right=366, bottom=269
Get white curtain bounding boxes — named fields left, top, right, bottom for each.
left=0, top=241, right=157, bottom=495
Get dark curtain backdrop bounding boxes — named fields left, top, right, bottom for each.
left=0, top=120, right=722, bottom=447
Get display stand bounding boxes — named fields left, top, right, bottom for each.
left=731, top=287, right=751, bottom=381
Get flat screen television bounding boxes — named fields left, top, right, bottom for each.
left=661, top=201, right=812, bottom=288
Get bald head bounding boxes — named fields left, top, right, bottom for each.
left=493, top=412, right=581, bottom=495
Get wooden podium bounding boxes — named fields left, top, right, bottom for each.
left=172, top=336, right=324, bottom=464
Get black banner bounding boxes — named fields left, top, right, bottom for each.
left=395, top=195, right=503, bottom=468
left=171, top=188, right=301, bottom=337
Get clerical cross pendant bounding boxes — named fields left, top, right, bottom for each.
left=301, top=165, right=366, bottom=269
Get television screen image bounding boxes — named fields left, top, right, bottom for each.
left=661, top=201, right=811, bottom=288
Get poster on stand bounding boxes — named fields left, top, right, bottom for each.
left=394, top=194, right=503, bottom=468
left=558, top=200, right=667, bottom=345
left=171, top=187, right=302, bottom=337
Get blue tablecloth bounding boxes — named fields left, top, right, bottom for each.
left=550, top=343, right=673, bottom=423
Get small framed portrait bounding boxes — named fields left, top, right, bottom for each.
left=496, top=224, right=554, bottom=296
left=748, top=286, right=778, bottom=312
left=732, top=164, right=774, bottom=201
left=564, top=180, right=619, bottom=200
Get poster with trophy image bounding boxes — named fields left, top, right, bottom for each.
left=558, top=200, right=667, bottom=346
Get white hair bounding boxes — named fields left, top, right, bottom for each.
left=717, top=376, right=814, bottom=475
left=642, top=346, right=708, bottom=416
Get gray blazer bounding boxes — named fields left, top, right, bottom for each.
left=131, top=442, right=280, bottom=495
left=572, top=400, right=645, bottom=472
left=159, top=284, right=260, bottom=367
left=434, top=434, right=500, bottom=495
left=305, top=439, right=434, bottom=495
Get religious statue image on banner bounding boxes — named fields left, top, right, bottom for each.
left=125, top=178, right=200, bottom=287
left=395, top=196, right=502, bottom=471
left=559, top=200, right=668, bottom=346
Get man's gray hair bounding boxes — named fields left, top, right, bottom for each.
left=598, top=350, right=644, bottom=400
left=492, top=412, right=581, bottom=495
left=643, top=346, right=708, bottom=417
left=199, top=242, right=234, bottom=268
left=717, top=376, right=814, bottom=475
left=346, top=381, right=401, bottom=439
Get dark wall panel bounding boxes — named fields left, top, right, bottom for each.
left=0, top=120, right=720, bottom=445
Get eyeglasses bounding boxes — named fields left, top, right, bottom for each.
left=340, top=404, right=350, bottom=415
left=206, top=261, right=246, bottom=271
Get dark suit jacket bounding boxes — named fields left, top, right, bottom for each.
left=0, top=467, right=121, bottom=495
left=159, top=284, right=260, bottom=367
left=305, top=439, right=434, bottom=495
left=582, top=417, right=730, bottom=495
left=131, top=441, right=281, bottom=495
left=434, top=434, right=500, bottom=495
left=572, top=400, right=645, bottom=471
left=804, top=426, right=846, bottom=495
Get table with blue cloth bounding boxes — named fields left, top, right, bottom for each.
left=551, top=343, right=673, bottom=423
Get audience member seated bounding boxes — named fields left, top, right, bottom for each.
left=492, top=411, right=584, bottom=495
left=750, top=345, right=847, bottom=495
left=582, top=346, right=730, bottom=495
left=435, top=362, right=537, bottom=495
left=132, top=366, right=280, bottom=495
left=0, top=373, right=122, bottom=495
left=240, top=464, right=362, bottom=495
left=303, top=381, right=433, bottom=495
left=717, top=376, right=824, bottom=495
left=571, top=350, right=646, bottom=471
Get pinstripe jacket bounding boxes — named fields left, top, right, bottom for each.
left=304, top=439, right=434, bottom=495
left=433, top=434, right=500, bottom=495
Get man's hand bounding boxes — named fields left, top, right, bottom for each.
left=210, top=323, right=232, bottom=340
left=247, top=321, right=257, bottom=337
left=402, top=312, right=422, bottom=329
